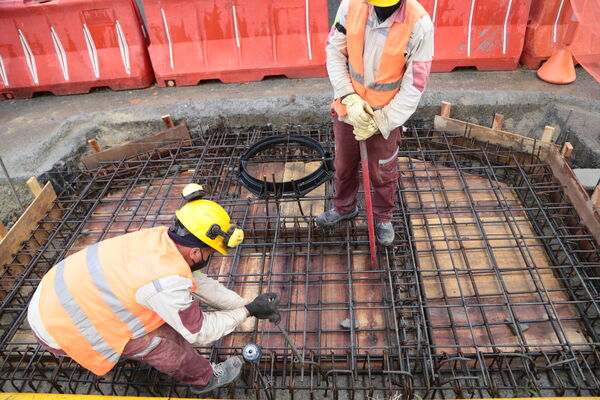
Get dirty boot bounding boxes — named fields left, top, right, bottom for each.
left=315, top=207, right=359, bottom=227
left=190, top=356, right=243, bottom=394
left=375, top=222, right=395, bottom=246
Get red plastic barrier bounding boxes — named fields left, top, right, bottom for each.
left=418, top=0, right=532, bottom=72
left=521, top=0, right=600, bottom=71
left=0, top=0, right=154, bottom=99
left=142, top=0, right=329, bottom=87
left=521, top=0, right=573, bottom=69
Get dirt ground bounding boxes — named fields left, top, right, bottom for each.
left=0, top=66, right=599, bottom=227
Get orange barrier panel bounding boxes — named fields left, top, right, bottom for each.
left=142, top=0, right=329, bottom=87
left=521, top=0, right=574, bottom=69
left=0, top=0, right=154, bottom=100
left=419, top=0, right=532, bottom=72
left=521, top=0, right=600, bottom=69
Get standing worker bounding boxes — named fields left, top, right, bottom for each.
left=317, top=0, right=434, bottom=246
left=27, top=184, right=280, bottom=394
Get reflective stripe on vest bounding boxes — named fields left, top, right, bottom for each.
left=347, top=0, right=427, bottom=108
left=54, top=260, right=121, bottom=364
left=86, top=244, right=147, bottom=338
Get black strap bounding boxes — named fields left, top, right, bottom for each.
left=335, top=22, right=347, bottom=35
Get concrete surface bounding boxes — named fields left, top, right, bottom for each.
left=574, top=169, right=600, bottom=190
left=0, top=66, right=599, bottom=226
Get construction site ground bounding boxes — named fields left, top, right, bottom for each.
left=0, top=67, right=599, bottom=227
left=1, top=65, right=600, bottom=399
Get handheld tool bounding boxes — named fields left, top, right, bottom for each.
left=242, top=343, right=273, bottom=400
left=330, top=102, right=378, bottom=267
left=274, top=321, right=321, bottom=370
left=359, top=140, right=378, bottom=267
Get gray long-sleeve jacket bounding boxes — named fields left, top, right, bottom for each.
left=327, top=0, right=434, bottom=138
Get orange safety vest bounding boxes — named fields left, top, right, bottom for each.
left=333, top=0, right=428, bottom=115
left=38, top=226, right=197, bottom=376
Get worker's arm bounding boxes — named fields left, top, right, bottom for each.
left=192, top=271, right=248, bottom=310
left=326, top=0, right=354, bottom=99
left=372, top=15, right=434, bottom=138
left=136, top=275, right=249, bottom=346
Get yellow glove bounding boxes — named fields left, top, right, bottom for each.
left=353, top=103, right=379, bottom=141
left=354, top=121, right=379, bottom=141
left=341, top=94, right=375, bottom=131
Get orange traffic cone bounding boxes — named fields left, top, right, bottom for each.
left=537, top=48, right=577, bottom=84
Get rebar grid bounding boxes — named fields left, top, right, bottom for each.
left=0, top=125, right=598, bottom=399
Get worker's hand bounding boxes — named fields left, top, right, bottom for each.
left=353, top=102, right=379, bottom=141
left=354, top=121, right=379, bottom=141
left=245, top=292, right=281, bottom=324
left=341, top=94, right=375, bottom=131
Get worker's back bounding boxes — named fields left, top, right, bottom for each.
left=31, top=226, right=194, bottom=375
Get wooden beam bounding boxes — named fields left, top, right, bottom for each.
left=541, top=126, right=556, bottom=143
left=88, top=139, right=102, bottom=153
left=592, top=186, right=600, bottom=208
left=491, top=113, right=504, bottom=130
left=546, top=146, right=600, bottom=246
left=81, top=124, right=192, bottom=169
left=434, top=115, right=558, bottom=157
left=0, top=222, right=7, bottom=241
left=26, top=177, right=43, bottom=197
left=441, top=101, right=452, bottom=118
left=0, top=182, right=56, bottom=270
left=561, top=142, right=574, bottom=159
left=162, top=115, right=175, bottom=129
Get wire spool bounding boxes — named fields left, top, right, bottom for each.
left=242, top=343, right=261, bottom=363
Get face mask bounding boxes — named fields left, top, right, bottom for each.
left=190, top=253, right=210, bottom=271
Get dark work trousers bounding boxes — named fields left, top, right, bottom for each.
left=332, top=116, right=401, bottom=222
left=35, top=323, right=212, bottom=387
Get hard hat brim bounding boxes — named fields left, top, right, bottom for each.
left=365, top=0, right=401, bottom=6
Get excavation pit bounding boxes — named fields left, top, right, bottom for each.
left=0, top=122, right=598, bottom=399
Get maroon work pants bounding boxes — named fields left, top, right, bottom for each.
left=35, top=323, right=212, bottom=387
left=332, top=117, right=401, bottom=222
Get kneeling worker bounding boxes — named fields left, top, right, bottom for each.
left=27, top=184, right=280, bottom=394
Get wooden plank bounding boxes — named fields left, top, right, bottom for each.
left=561, top=142, right=574, bottom=159
left=88, top=139, right=102, bottom=153
left=352, top=253, right=387, bottom=359
left=81, top=124, right=192, bottom=169
left=541, top=126, right=556, bottom=143
left=0, top=222, right=7, bottom=240
left=162, top=115, right=175, bottom=129
left=404, top=158, right=589, bottom=353
left=26, top=177, right=43, bottom=197
left=592, top=186, right=600, bottom=208
left=434, top=115, right=558, bottom=157
left=491, top=113, right=504, bottom=130
left=0, top=182, right=56, bottom=270
left=546, top=146, right=600, bottom=246
left=441, top=101, right=452, bottom=118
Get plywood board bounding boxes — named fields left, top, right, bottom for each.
left=402, top=158, right=589, bottom=354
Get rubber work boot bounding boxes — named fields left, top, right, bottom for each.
left=190, top=356, right=243, bottom=394
left=315, top=207, right=359, bottom=227
left=375, top=222, right=395, bottom=247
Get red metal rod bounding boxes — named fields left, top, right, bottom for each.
left=359, top=141, right=377, bottom=267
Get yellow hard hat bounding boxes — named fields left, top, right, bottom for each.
left=365, top=0, right=401, bottom=6
left=175, top=184, right=244, bottom=255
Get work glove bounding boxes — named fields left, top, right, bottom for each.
left=341, top=94, right=376, bottom=131
left=353, top=103, right=380, bottom=141
left=245, top=292, right=281, bottom=324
